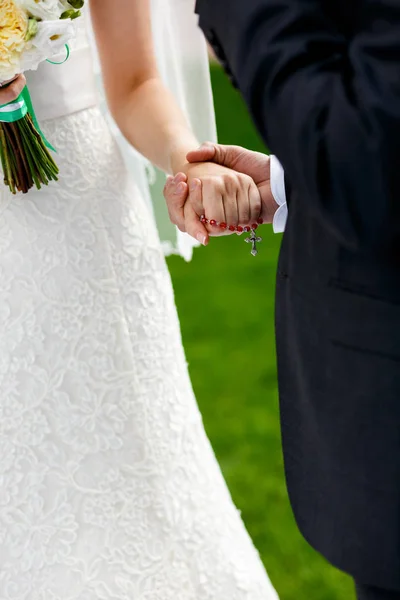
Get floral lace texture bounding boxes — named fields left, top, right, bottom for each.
left=0, top=108, right=278, bottom=600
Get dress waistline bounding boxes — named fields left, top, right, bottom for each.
left=26, top=47, right=98, bottom=122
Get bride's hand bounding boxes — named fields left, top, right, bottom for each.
left=0, top=75, right=26, bottom=104
left=164, top=162, right=262, bottom=245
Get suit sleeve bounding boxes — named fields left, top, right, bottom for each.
left=196, top=0, right=400, bottom=250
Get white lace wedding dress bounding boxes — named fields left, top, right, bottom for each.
left=0, top=8, right=279, bottom=600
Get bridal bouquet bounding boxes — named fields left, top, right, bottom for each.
left=0, top=0, right=84, bottom=194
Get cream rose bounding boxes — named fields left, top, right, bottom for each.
left=0, top=0, right=28, bottom=82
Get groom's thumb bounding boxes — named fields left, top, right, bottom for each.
left=188, top=144, right=238, bottom=172
left=187, top=142, right=217, bottom=164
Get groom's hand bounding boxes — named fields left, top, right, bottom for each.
left=187, top=143, right=278, bottom=224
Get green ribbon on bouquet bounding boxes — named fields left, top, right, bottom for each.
left=0, top=44, right=71, bottom=152
left=0, top=87, right=56, bottom=152
left=0, top=91, right=27, bottom=122
left=46, top=44, right=70, bottom=66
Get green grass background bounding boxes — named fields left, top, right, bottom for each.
left=167, top=66, right=354, bottom=600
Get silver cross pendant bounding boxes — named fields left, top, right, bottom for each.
left=245, top=229, right=263, bottom=256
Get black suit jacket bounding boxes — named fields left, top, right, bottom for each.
left=196, top=0, right=400, bottom=589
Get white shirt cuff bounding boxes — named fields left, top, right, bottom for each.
left=270, top=155, right=287, bottom=233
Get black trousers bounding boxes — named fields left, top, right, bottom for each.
left=356, top=583, right=400, bottom=600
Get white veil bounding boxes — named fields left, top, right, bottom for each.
left=89, top=0, right=217, bottom=261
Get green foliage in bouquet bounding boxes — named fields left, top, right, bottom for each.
left=61, top=0, right=85, bottom=20
left=0, top=96, right=59, bottom=194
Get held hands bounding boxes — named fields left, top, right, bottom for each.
left=164, top=143, right=279, bottom=245
left=165, top=159, right=262, bottom=245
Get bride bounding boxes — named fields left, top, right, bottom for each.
left=0, top=1, right=278, bottom=598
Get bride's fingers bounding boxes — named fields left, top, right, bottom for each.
left=201, top=180, right=227, bottom=229
left=163, top=175, right=189, bottom=232
left=185, top=179, right=209, bottom=245
left=188, top=178, right=204, bottom=216
left=248, top=180, right=262, bottom=226
left=236, top=180, right=251, bottom=226
left=189, top=180, right=232, bottom=238
left=172, top=172, right=187, bottom=184
left=220, top=177, right=239, bottom=227
left=200, top=175, right=236, bottom=228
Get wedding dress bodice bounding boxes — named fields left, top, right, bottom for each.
left=26, top=14, right=98, bottom=121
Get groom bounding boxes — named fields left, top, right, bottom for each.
left=164, top=1, right=400, bottom=599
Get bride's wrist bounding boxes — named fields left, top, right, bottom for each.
left=168, top=136, right=199, bottom=175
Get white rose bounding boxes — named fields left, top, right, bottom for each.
left=17, top=0, right=65, bottom=21
left=18, top=46, right=45, bottom=74
left=20, top=19, right=75, bottom=71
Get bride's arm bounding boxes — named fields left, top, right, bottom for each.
left=90, top=0, right=198, bottom=175
left=91, top=0, right=262, bottom=243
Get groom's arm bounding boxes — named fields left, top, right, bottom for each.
left=196, top=0, right=400, bottom=251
